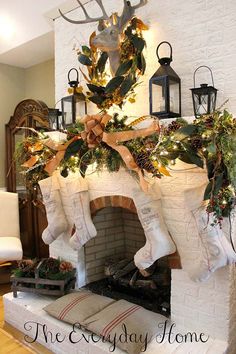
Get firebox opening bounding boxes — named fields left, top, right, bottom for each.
left=83, top=206, right=171, bottom=316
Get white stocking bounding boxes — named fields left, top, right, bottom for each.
left=56, top=171, right=75, bottom=242
left=184, top=185, right=236, bottom=282
left=65, top=174, right=97, bottom=250
left=133, top=187, right=176, bottom=270
left=39, top=173, right=69, bottom=244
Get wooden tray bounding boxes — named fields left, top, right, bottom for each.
left=10, top=260, right=76, bottom=298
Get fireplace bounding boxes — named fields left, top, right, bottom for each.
left=46, top=165, right=236, bottom=353
left=83, top=206, right=175, bottom=316
left=4, top=165, right=236, bottom=353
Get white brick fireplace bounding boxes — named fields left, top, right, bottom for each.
left=4, top=1, right=236, bottom=353
left=47, top=165, right=236, bottom=353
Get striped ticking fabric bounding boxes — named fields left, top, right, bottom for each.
left=101, top=304, right=141, bottom=339
left=58, top=293, right=93, bottom=320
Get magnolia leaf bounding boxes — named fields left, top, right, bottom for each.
left=132, top=36, right=145, bottom=52
left=172, top=125, right=197, bottom=141
left=204, top=182, right=212, bottom=200
left=64, top=139, right=83, bottom=160
left=137, top=53, right=146, bottom=74
left=125, top=26, right=132, bottom=38
left=206, top=159, right=215, bottom=179
left=97, top=52, right=108, bottom=73
left=89, top=31, right=97, bottom=52
left=120, top=76, right=133, bottom=96
left=78, top=53, right=92, bottom=66
left=188, top=153, right=204, bottom=168
left=115, top=60, right=133, bottom=76
left=82, top=45, right=91, bottom=57
left=87, top=84, right=105, bottom=94
left=179, top=151, right=204, bottom=168
left=165, top=151, right=180, bottom=160
left=105, top=76, right=124, bottom=94
left=88, top=95, right=105, bottom=105
left=179, top=153, right=193, bottom=165
left=214, top=173, right=224, bottom=195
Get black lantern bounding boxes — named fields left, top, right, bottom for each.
left=149, top=41, right=181, bottom=119
left=190, top=66, right=217, bottom=117
left=48, top=108, right=63, bottom=130
left=61, top=68, right=87, bottom=128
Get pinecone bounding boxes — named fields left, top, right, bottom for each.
left=59, top=261, right=73, bottom=273
left=165, top=121, right=181, bottom=135
left=134, top=152, right=156, bottom=173
left=42, top=258, right=60, bottom=275
left=204, top=116, right=214, bottom=128
left=17, top=259, right=36, bottom=277
left=191, top=138, right=203, bottom=150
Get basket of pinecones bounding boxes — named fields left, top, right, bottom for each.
left=11, top=258, right=76, bottom=298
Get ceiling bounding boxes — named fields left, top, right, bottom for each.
left=0, top=0, right=80, bottom=68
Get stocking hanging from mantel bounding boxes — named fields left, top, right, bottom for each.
left=39, top=173, right=69, bottom=244
left=184, top=184, right=236, bottom=282
left=63, top=173, right=97, bottom=250
left=133, top=185, right=176, bottom=270
left=39, top=171, right=97, bottom=249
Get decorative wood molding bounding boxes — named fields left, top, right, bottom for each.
left=7, top=99, right=50, bottom=130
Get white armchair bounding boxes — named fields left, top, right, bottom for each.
left=0, top=191, right=23, bottom=262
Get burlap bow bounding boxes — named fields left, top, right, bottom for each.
left=80, top=113, right=111, bottom=148
left=80, top=113, right=160, bottom=192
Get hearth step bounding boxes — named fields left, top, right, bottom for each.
left=3, top=292, right=228, bottom=354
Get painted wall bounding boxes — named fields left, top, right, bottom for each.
left=0, top=59, right=55, bottom=187
left=55, top=0, right=236, bottom=117
left=0, top=63, right=25, bottom=188
left=24, top=59, right=55, bottom=107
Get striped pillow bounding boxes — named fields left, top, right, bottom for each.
left=43, top=290, right=115, bottom=325
left=82, top=299, right=168, bottom=354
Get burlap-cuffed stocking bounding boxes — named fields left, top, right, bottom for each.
left=39, top=173, right=69, bottom=244
left=184, top=185, right=236, bottom=282
left=64, top=174, right=97, bottom=250
left=133, top=187, right=176, bottom=270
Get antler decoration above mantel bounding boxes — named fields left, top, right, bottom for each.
left=59, top=0, right=148, bottom=75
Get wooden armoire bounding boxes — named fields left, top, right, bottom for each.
left=5, top=99, right=50, bottom=258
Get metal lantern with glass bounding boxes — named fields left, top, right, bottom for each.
left=61, top=68, right=87, bottom=128
left=149, top=41, right=181, bottom=119
left=48, top=108, right=63, bottom=130
left=190, top=66, right=217, bottom=118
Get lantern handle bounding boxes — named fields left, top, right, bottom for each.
left=68, top=68, right=79, bottom=85
left=156, top=41, right=173, bottom=62
left=193, top=65, right=214, bottom=88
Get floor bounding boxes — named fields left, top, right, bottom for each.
left=0, top=283, right=51, bottom=354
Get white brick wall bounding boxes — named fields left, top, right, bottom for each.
left=55, top=0, right=236, bottom=117
left=53, top=2, right=236, bottom=351
left=84, top=207, right=145, bottom=283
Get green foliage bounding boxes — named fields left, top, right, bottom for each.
left=105, top=76, right=124, bottom=94
left=152, top=110, right=236, bottom=225
left=78, top=53, right=92, bottom=66
left=115, top=60, right=133, bottom=76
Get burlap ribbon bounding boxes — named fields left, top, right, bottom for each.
left=81, top=113, right=160, bottom=192
left=43, top=136, right=79, bottom=175
left=22, top=136, right=79, bottom=175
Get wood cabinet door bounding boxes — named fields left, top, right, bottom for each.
left=6, top=99, right=50, bottom=258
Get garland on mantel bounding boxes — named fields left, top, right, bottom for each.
left=16, top=109, right=236, bottom=226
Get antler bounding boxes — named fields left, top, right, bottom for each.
left=131, top=0, right=148, bottom=10
left=59, top=0, right=110, bottom=25
left=118, top=0, right=148, bottom=31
